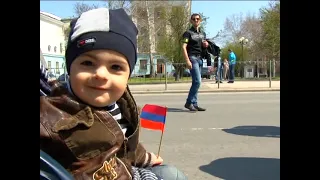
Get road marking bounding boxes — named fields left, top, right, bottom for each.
left=182, top=127, right=258, bottom=131
left=142, top=127, right=262, bottom=131
left=143, top=126, right=281, bottom=132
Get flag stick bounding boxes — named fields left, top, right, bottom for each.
left=157, top=129, right=164, bottom=158
left=157, top=106, right=167, bottom=158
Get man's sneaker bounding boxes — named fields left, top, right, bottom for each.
left=194, top=106, right=206, bottom=111
left=184, top=103, right=197, bottom=111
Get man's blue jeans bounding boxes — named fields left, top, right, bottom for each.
left=229, top=63, right=235, bottom=81
left=186, top=55, right=202, bottom=106
left=147, top=164, right=188, bottom=180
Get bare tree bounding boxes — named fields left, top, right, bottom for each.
left=131, top=1, right=174, bottom=77
left=221, top=13, right=245, bottom=43
left=220, top=12, right=266, bottom=59
left=104, top=0, right=132, bottom=14
left=241, top=13, right=265, bottom=57
left=218, top=2, right=280, bottom=77
left=157, top=5, right=190, bottom=81
left=73, top=2, right=101, bottom=17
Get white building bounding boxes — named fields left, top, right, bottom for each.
left=40, top=11, right=66, bottom=79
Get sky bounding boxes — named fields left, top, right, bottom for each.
left=40, top=1, right=270, bottom=43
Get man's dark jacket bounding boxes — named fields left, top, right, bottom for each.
left=201, top=39, right=221, bottom=66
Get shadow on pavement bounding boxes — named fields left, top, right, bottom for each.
left=167, top=107, right=194, bottom=113
left=223, top=125, right=280, bottom=138
left=199, top=157, right=280, bottom=180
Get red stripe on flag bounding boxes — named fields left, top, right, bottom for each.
left=140, top=118, right=165, bottom=131
left=142, top=104, right=167, bottom=116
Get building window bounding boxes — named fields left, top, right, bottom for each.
left=54, top=46, right=57, bottom=53
left=48, top=45, right=51, bottom=52
left=140, top=59, right=148, bottom=70
left=56, top=62, right=60, bottom=74
left=48, top=61, right=51, bottom=72
left=156, top=10, right=161, bottom=19
left=60, top=43, right=63, bottom=53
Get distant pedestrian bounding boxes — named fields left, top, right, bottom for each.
left=40, top=49, right=51, bottom=96
left=228, top=49, right=237, bottom=83
left=215, top=57, right=223, bottom=83
left=223, top=58, right=229, bottom=80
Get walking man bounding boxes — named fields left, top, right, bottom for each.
left=182, top=13, right=207, bottom=111
left=228, top=49, right=237, bottom=83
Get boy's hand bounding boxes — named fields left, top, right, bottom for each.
left=149, top=152, right=163, bottom=166
left=153, top=155, right=163, bottom=165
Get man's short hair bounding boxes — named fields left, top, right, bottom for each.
left=190, top=13, right=201, bottom=20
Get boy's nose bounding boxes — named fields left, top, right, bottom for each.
left=94, top=67, right=109, bottom=80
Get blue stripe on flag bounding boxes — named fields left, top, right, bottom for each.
left=140, top=111, right=165, bottom=124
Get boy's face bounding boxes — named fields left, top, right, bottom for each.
left=69, top=50, right=130, bottom=107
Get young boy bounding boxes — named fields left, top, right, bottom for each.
left=40, top=8, right=187, bottom=180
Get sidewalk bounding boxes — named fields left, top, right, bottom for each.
left=129, top=80, right=280, bottom=94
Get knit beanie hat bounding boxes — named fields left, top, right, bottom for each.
left=65, top=8, right=138, bottom=74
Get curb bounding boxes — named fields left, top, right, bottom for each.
left=131, top=88, right=280, bottom=94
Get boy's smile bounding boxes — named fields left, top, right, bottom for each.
left=90, top=86, right=109, bottom=91
left=69, top=50, right=130, bottom=107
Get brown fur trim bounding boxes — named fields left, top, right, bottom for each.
left=116, top=86, right=138, bottom=128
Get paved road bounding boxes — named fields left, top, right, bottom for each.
left=133, top=92, right=280, bottom=180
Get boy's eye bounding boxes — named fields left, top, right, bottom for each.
left=111, top=65, right=122, bottom=71
left=80, top=61, right=94, bottom=66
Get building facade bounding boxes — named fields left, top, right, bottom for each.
left=40, top=11, right=66, bottom=79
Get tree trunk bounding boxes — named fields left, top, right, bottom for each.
left=173, top=64, right=184, bottom=81
left=145, top=1, right=156, bottom=77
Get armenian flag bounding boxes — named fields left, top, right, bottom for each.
left=140, top=104, right=167, bottom=132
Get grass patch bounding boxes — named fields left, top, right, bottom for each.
left=128, top=77, right=191, bottom=84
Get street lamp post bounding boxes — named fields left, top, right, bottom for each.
left=239, top=37, right=249, bottom=77
left=239, top=37, right=249, bottom=61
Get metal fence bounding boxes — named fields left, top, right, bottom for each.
left=48, top=60, right=280, bottom=89
left=128, top=60, right=280, bottom=85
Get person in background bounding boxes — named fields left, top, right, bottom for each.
left=182, top=13, right=208, bottom=112
left=223, top=58, right=229, bottom=80
left=215, top=57, right=223, bottom=83
left=228, top=49, right=237, bottom=83
left=40, top=64, right=51, bottom=96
